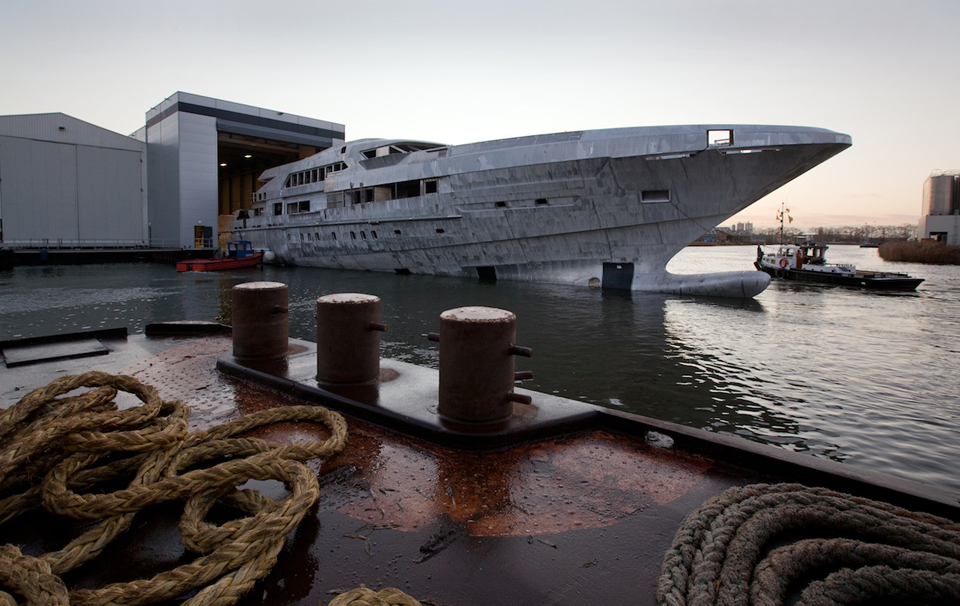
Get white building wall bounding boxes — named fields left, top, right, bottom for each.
left=145, top=104, right=219, bottom=249
left=178, top=113, right=218, bottom=248
left=0, top=137, right=77, bottom=244
left=146, top=114, right=181, bottom=247
left=0, top=113, right=143, bottom=151
left=920, top=214, right=960, bottom=245
left=77, top=146, right=145, bottom=243
left=0, top=113, right=147, bottom=247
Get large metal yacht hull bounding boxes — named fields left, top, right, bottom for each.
left=234, top=125, right=851, bottom=297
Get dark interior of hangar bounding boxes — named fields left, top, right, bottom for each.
left=216, top=132, right=319, bottom=216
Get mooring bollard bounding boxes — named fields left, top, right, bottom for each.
left=316, top=293, right=387, bottom=384
left=232, top=281, right=289, bottom=359
left=430, top=306, right=533, bottom=424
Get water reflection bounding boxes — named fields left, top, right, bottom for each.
left=507, top=287, right=808, bottom=454
left=660, top=297, right=810, bottom=453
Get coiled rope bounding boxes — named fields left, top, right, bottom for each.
left=327, top=585, right=423, bottom=606
left=657, top=482, right=960, bottom=606
left=0, top=370, right=353, bottom=606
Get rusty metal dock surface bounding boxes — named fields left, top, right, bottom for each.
left=2, top=328, right=959, bottom=605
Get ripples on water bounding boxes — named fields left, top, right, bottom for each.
left=1, top=246, right=958, bottom=493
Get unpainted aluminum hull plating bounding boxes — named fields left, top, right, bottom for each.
left=235, top=125, right=851, bottom=298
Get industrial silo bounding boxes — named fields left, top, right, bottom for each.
left=923, top=171, right=960, bottom=216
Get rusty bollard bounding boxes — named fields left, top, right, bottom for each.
left=428, top=306, right=533, bottom=424
left=316, top=293, right=387, bottom=384
left=232, top=281, right=289, bottom=359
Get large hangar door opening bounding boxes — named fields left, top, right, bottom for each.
left=216, top=133, right=307, bottom=218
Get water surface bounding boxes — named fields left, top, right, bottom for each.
left=1, top=245, right=957, bottom=492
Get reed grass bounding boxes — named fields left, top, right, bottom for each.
left=879, top=241, right=960, bottom=265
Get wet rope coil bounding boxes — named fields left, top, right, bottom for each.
left=0, top=371, right=348, bottom=606
left=657, top=482, right=960, bottom=606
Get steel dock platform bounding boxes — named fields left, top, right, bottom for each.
left=2, top=322, right=958, bottom=606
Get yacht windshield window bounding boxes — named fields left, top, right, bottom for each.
left=707, top=129, right=734, bottom=147
left=360, top=143, right=441, bottom=159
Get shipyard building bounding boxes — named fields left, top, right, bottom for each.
left=0, top=113, right=147, bottom=248
left=919, top=170, right=960, bottom=245
left=0, top=93, right=344, bottom=251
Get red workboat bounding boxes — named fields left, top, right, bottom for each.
left=176, top=240, right=263, bottom=272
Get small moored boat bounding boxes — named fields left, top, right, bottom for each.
left=754, top=242, right=923, bottom=291
left=176, top=240, right=263, bottom=272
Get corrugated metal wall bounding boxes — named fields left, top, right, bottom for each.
left=146, top=113, right=181, bottom=247
left=177, top=112, right=218, bottom=249
left=0, top=113, right=147, bottom=247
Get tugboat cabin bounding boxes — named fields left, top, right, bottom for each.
left=780, top=243, right=826, bottom=269
left=226, top=240, right=256, bottom=259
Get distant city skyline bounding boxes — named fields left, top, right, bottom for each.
left=2, top=1, right=956, bottom=230
left=729, top=207, right=924, bottom=230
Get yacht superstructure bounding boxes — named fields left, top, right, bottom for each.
left=234, top=124, right=851, bottom=297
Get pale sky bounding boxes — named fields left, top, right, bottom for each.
left=2, top=0, right=957, bottom=228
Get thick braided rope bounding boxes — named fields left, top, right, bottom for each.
left=657, top=483, right=960, bottom=606
left=753, top=537, right=960, bottom=605
left=327, top=586, right=423, bottom=606
left=0, top=371, right=348, bottom=606
left=798, top=566, right=960, bottom=605
left=0, top=544, right=69, bottom=606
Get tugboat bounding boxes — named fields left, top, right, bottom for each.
left=753, top=204, right=923, bottom=291
left=754, top=242, right=923, bottom=291
left=176, top=240, right=263, bottom=272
